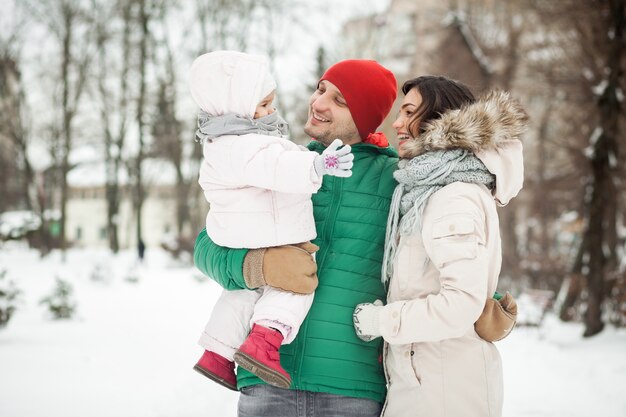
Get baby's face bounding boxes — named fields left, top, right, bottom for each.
left=254, top=91, right=276, bottom=119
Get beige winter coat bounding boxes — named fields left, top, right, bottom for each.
left=379, top=91, right=527, bottom=417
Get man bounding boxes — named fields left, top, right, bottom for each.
left=193, top=59, right=398, bottom=416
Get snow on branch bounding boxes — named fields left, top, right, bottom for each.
left=583, top=127, right=603, bottom=159
left=592, top=79, right=609, bottom=97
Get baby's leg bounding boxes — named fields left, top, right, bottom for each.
left=232, top=288, right=314, bottom=388
left=251, top=288, right=315, bottom=344
left=232, top=245, right=315, bottom=388
left=198, top=288, right=262, bottom=360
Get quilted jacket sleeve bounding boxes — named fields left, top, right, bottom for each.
left=193, top=228, right=250, bottom=290
left=206, top=135, right=322, bottom=194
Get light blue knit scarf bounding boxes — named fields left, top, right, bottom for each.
left=195, top=110, right=289, bottom=143
left=381, top=149, right=495, bottom=285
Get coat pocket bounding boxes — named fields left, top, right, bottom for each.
left=409, top=343, right=422, bottom=385
left=388, top=344, right=421, bottom=388
left=430, top=215, right=480, bottom=268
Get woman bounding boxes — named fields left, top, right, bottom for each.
left=352, top=76, right=528, bottom=417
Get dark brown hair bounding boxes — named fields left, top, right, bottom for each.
left=402, top=76, right=476, bottom=137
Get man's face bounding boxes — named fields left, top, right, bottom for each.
left=303, top=80, right=360, bottom=146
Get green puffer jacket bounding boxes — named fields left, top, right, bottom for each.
left=193, top=141, right=398, bottom=403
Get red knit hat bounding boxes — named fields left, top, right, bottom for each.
left=321, top=60, right=397, bottom=143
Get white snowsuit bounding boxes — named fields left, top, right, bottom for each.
left=190, top=51, right=320, bottom=360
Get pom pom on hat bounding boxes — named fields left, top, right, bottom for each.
left=321, top=60, right=397, bottom=143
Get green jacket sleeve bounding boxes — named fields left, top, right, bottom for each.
left=193, top=228, right=250, bottom=290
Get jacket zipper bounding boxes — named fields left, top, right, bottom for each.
left=293, top=176, right=343, bottom=386
left=271, top=192, right=278, bottom=223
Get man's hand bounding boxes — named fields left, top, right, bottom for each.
left=353, top=299, right=384, bottom=342
left=243, top=243, right=319, bottom=294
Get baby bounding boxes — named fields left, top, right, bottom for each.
left=189, top=50, right=353, bottom=390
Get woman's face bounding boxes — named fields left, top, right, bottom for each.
left=392, top=88, right=422, bottom=158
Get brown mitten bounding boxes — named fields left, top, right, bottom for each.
left=474, top=292, right=518, bottom=342
left=243, top=242, right=319, bottom=294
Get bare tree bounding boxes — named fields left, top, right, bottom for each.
left=455, top=1, right=532, bottom=284
left=531, top=0, right=625, bottom=336
left=0, top=30, right=34, bottom=213
left=132, top=0, right=152, bottom=251
left=92, top=0, right=134, bottom=252
left=151, top=2, right=190, bottom=236
left=581, top=0, right=624, bottom=336
left=195, top=0, right=257, bottom=52
left=59, top=2, right=92, bottom=255
left=26, top=0, right=94, bottom=256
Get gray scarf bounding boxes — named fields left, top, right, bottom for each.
left=195, top=110, right=289, bottom=143
left=381, top=149, right=495, bottom=285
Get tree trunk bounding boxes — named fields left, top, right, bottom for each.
left=59, top=4, right=73, bottom=257
left=17, top=134, right=34, bottom=212
left=0, top=53, right=34, bottom=212
left=584, top=160, right=609, bottom=337
left=96, top=1, right=132, bottom=253
left=499, top=207, right=521, bottom=280
left=582, top=0, right=624, bottom=338
left=135, top=0, right=149, bottom=250
left=559, top=231, right=588, bottom=321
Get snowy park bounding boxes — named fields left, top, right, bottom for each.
left=1, top=246, right=625, bottom=417
left=2, top=0, right=626, bottom=416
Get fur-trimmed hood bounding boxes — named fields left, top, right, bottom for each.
left=402, top=90, right=528, bottom=206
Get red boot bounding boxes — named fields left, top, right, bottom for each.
left=233, top=324, right=291, bottom=388
left=193, top=350, right=237, bottom=391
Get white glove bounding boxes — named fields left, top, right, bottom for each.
left=313, top=138, right=354, bottom=178
left=353, top=299, right=384, bottom=342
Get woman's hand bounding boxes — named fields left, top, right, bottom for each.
left=353, top=300, right=384, bottom=342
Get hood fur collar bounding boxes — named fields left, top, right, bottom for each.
left=402, top=90, right=529, bottom=158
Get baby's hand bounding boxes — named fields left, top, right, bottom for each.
left=314, top=139, right=354, bottom=178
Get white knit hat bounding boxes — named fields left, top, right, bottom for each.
left=189, top=50, right=276, bottom=118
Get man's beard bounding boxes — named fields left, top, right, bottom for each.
left=303, top=122, right=359, bottom=146
left=303, top=128, right=333, bottom=146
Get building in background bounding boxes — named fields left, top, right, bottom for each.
left=338, top=0, right=513, bottom=145
left=65, top=158, right=195, bottom=249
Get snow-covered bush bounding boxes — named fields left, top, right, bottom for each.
left=90, top=261, right=112, bottom=284
left=0, top=269, right=21, bottom=328
left=0, top=211, right=41, bottom=240
left=124, top=264, right=140, bottom=283
left=40, top=277, right=76, bottom=319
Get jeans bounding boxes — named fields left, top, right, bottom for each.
left=237, top=384, right=383, bottom=417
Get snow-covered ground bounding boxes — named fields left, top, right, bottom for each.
left=1, top=246, right=625, bottom=417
